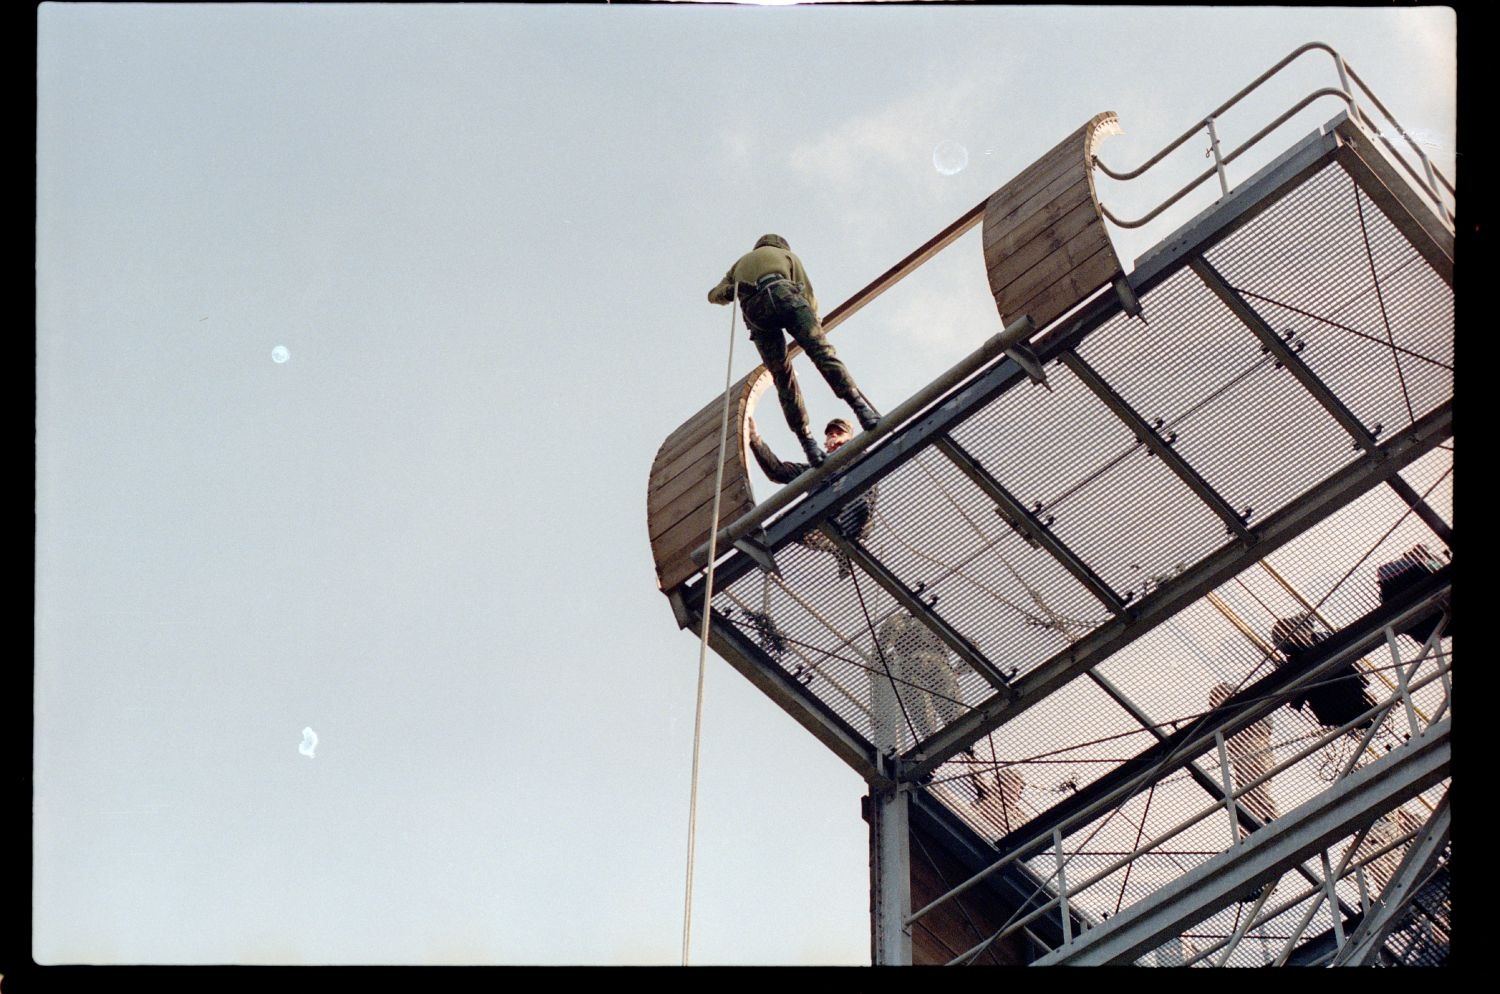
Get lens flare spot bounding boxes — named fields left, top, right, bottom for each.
left=933, top=140, right=969, bottom=176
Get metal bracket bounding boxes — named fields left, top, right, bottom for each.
left=1005, top=342, right=1052, bottom=390
left=732, top=528, right=782, bottom=577
left=1112, top=275, right=1143, bottom=318
left=667, top=589, right=693, bottom=630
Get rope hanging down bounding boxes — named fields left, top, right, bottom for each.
left=681, top=286, right=739, bottom=966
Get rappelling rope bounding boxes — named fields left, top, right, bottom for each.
left=682, top=285, right=739, bottom=967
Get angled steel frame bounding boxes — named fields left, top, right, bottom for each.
left=682, top=122, right=1349, bottom=609
left=1330, top=790, right=1451, bottom=966
left=1188, top=255, right=1453, bottom=545
left=901, top=570, right=1451, bottom=944
left=1030, top=719, right=1450, bottom=965
left=906, top=405, right=1449, bottom=779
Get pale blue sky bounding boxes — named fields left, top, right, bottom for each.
left=35, top=2, right=1455, bottom=966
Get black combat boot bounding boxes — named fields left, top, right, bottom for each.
left=799, top=434, right=827, bottom=467
left=847, top=391, right=881, bottom=432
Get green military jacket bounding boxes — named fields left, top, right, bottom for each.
left=708, top=245, right=820, bottom=317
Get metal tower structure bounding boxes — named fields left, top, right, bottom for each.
left=647, top=43, right=1453, bottom=966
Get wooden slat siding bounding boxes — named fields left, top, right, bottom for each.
left=649, top=473, right=751, bottom=542
left=648, top=451, right=747, bottom=527
left=660, top=376, right=754, bottom=454
left=984, top=112, right=1125, bottom=335
left=653, top=491, right=756, bottom=591
left=993, top=217, right=1111, bottom=315
left=981, top=120, right=1097, bottom=218
left=986, top=199, right=1102, bottom=299
left=655, top=385, right=753, bottom=468
left=649, top=442, right=741, bottom=513
left=1010, top=243, right=1122, bottom=331
left=908, top=822, right=1029, bottom=966
left=980, top=125, right=1099, bottom=231
left=1331, top=119, right=1454, bottom=286
left=651, top=424, right=742, bottom=492
left=653, top=480, right=755, bottom=565
left=982, top=175, right=1093, bottom=260
left=649, top=368, right=768, bottom=591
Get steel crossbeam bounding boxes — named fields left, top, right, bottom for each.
left=1188, top=255, right=1453, bottom=545
left=905, top=403, right=1450, bottom=779
left=903, top=568, right=1451, bottom=941
left=931, top=436, right=1128, bottom=614
left=1330, top=791, right=1451, bottom=966
left=816, top=522, right=1019, bottom=698
left=1059, top=349, right=1255, bottom=542
left=1031, top=718, right=1450, bottom=965
left=680, top=121, right=1352, bottom=611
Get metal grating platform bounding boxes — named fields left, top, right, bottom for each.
left=659, top=46, right=1453, bottom=966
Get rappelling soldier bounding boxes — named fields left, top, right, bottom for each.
left=710, top=234, right=881, bottom=466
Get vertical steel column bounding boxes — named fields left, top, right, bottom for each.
left=1215, top=732, right=1241, bottom=845
left=870, top=755, right=913, bottom=966
left=1332, top=792, right=1451, bottom=966
left=1054, top=827, right=1073, bottom=946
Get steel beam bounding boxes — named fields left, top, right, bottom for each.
left=973, top=566, right=1449, bottom=868
left=932, top=435, right=1127, bottom=613
left=1032, top=718, right=1450, bottom=965
left=1188, top=255, right=1453, bottom=545
left=1059, top=349, right=1254, bottom=542
left=699, top=608, right=877, bottom=778
left=1331, top=791, right=1451, bottom=966
left=682, top=119, right=1349, bottom=608
left=905, top=401, right=1450, bottom=779
left=817, top=523, right=1018, bottom=698
left=870, top=758, right=914, bottom=965
left=907, top=790, right=1079, bottom=953
left=902, top=570, right=1450, bottom=944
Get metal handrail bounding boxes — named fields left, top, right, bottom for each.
left=1093, top=41, right=1455, bottom=231
left=1099, top=88, right=1355, bottom=230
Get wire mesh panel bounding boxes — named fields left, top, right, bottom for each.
left=1203, top=161, right=1453, bottom=439
left=920, top=677, right=1160, bottom=842
left=860, top=449, right=1110, bottom=683
left=712, top=535, right=1001, bottom=756
left=677, top=105, right=1454, bottom=969
left=947, top=345, right=1229, bottom=604
left=1076, top=265, right=1363, bottom=521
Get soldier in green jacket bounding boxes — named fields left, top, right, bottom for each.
left=710, top=234, right=880, bottom=466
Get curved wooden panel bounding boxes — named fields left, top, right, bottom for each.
left=647, top=368, right=770, bottom=592
left=984, top=112, right=1125, bottom=331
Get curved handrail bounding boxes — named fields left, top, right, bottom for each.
left=1094, top=42, right=1344, bottom=182
left=1093, top=41, right=1455, bottom=231
left=1099, top=88, right=1354, bottom=230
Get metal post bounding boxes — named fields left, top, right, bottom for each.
left=1320, top=850, right=1346, bottom=948
left=1386, top=627, right=1421, bottom=738
left=1216, top=732, right=1240, bottom=845
left=1214, top=882, right=1273, bottom=967
left=870, top=755, right=913, bottom=965
left=1206, top=117, right=1229, bottom=194
left=1054, top=827, right=1073, bottom=946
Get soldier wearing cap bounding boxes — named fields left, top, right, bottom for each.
left=710, top=234, right=881, bottom=466
left=747, top=415, right=874, bottom=578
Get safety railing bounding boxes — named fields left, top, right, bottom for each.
left=1093, top=42, right=1455, bottom=235
left=908, top=596, right=1453, bottom=966
left=954, top=652, right=1451, bottom=966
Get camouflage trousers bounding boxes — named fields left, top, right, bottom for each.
left=742, top=280, right=863, bottom=439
